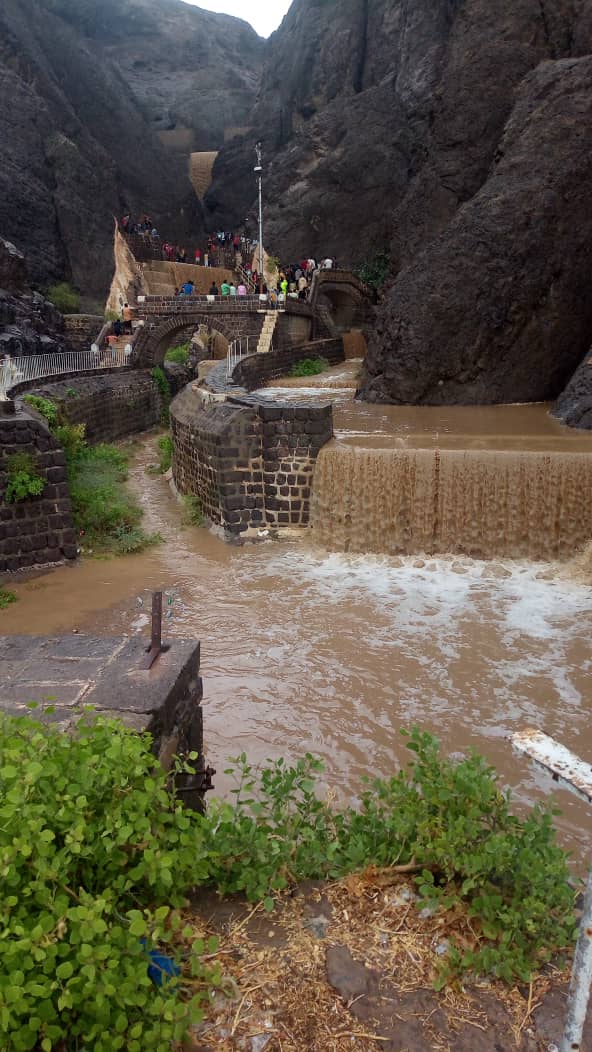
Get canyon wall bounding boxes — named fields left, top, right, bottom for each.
left=0, top=0, right=262, bottom=300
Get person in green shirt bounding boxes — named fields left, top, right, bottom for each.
left=280, top=278, right=288, bottom=295
left=220, top=280, right=230, bottom=296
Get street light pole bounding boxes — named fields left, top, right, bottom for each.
left=254, top=141, right=263, bottom=280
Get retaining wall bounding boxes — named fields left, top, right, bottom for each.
left=63, top=314, right=103, bottom=352
left=18, top=370, right=166, bottom=444
left=0, top=410, right=77, bottom=572
left=233, top=338, right=345, bottom=391
left=170, top=336, right=344, bottom=536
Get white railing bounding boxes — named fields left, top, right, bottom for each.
left=0, top=348, right=129, bottom=400
left=226, top=336, right=256, bottom=380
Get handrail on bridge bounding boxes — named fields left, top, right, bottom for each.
left=0, top=349, right=129, bottom=401
left=226, top=336, right=257, bottom=380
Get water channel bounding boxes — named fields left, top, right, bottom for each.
left=4, top=363, right=592, bottom=861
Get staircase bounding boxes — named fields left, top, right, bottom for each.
left=189, top=152, right=218, bottom=199
left=257, top=312, right=278, bottom=354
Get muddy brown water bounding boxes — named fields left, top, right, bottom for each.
left=4, top=368, right=592, bottom=863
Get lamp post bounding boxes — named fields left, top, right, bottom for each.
left=254, top=141, right=263, bottom=279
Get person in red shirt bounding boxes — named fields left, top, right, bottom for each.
left=194, top=248, right=201, bottom=264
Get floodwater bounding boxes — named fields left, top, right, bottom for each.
left=3, top=417, right=592, bottom=862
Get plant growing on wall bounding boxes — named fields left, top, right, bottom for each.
left=290, top=357, right=329, bottom=377
left=4, top=452, right=45, bottom=502
left=0, top=586, right=18, bottom=609
left=164, top=343, right=190, bottom=365
left=151, top=367, right=171, bottom=425
left=22, top=394, right=59, bottom=428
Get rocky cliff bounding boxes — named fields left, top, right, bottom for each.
left=0, top=0, right=262, bottom=301
left=206, top=0, right=592, bottom=409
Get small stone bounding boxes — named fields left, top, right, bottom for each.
left=305, top=913, right=331, bottom=939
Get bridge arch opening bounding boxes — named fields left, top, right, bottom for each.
left=135, top=313, right=237, bottom=369
left=317, top=287, right=364, bottom=331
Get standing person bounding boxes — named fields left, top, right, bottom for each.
left=237, top=282, right=247, bottom=296
left=122, top=303, right=133, bottom=333
left=323, top=256, right=333, bottom=269
left=280, top=276, right=288, bottom=296
left=180, top=280, right=194, bottom=295
left=179, top=247, right=187, bottom=264
left=203, top=251, right=209, bottom=267
left=220, top=279, right=230, bottom=297
left=209, top=281, right=219, bottom=296
left=194, top=248, right=201, bottom=265
left=229, top=282, right=237, bottom=296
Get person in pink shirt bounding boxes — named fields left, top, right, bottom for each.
left=237, top=283, right=247, bottom=296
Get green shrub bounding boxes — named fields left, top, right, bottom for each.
left=45, top=281, right=80, bottom=314
left=290, top=356, right=329, bottom=377
left=0, top=713, right=219, bottom=1052
left=0, top=586, right=18, bottom=609
left=182, top=494, right=203, bottom=526
left=165, top=343, right=190, bottom=365
left=157, top=435, right=173, bottom=473
left=54, top=421, right=87, bottom=460
left=355, top=250, right=390, bottom=291
left=208, top=729, right=576, bottom=983
left=151, top=367, right=171, bottom=425
left=4, top=452, right=45, bottom=503
left=22, top=395, right=59, bottom=428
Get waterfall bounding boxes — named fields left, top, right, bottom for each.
left=310, top=445, right=592, bottom=559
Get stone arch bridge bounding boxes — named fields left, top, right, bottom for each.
left=132, top=297, right=316, bottom=368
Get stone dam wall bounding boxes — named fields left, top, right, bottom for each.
left=170, top=338, right=344, bottom=536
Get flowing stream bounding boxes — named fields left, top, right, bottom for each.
left=4, top=401, right=592, bottom=860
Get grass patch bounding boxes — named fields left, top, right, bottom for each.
left=0, top=586, right=18, bottom=609
left=182, top=494, right=204, bottom=526
left=68, top=443, right=161, bottom=555
left=290, top=356, right=329, bottom=377
left=157, top=434, right=173, bottom=473
left=165, top=342, right=190, bottom=365
left=22, top=395, right=160, bottom=556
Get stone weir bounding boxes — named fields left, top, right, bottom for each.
left=310, top=444, right=592, bottom=561
left=0, top=632, right=208, bottom=810
left=170, top=338, right=344, bottom=537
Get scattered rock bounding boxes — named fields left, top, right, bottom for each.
left=326, top=944, right=377, bottom=1002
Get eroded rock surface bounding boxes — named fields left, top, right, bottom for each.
left=0, top=0, right=261, bottom=299
left=360, top=55, right=592, bottom=404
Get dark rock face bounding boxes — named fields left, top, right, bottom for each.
left=360, top=56, right=592, bottom=404
left=206, top=0, right=576, bottom=268
left=0, top=0, right=261, bottom=300
left=0, top=239, right=68, bottom=358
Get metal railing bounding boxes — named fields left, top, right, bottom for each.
left=226, top=336, right=256, bottom=380
left=0, top=348, right=129, bottom=400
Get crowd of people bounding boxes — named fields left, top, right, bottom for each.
left=120, top=212, right=340, bottom=305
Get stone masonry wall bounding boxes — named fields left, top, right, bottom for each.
left=20, top=371, right=164, bottom=444
left=171, top=383, right=333, bottom=536
left=63, top=314, right=104, bottom=352
left=0, top=408, right=77, bottom=572
left=233, top=338, right=345, bottom=391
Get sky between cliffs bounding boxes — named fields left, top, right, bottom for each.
left=181, top=0, right=292, bottom=37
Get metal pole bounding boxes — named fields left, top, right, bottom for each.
left=255, top=141, right=263, bottom=281
left=562, top=864, right=592, bottom=1052
left=511, top=729, right=592, bottom=1052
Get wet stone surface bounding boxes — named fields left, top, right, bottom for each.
left=0, top=633, right=205, bottom=801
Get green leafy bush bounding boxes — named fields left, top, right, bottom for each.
left=22, top=395, right=59, bottom=428
left=151, top=367, right=171, bottom=425
left=290, top=356, right=329, bottom=377
left=4, top=452, right=45, bottom=503
left=45, top=282, right=80, bottom=314
left=165, top=343, right=190, bottom=365
left=208, top=729, right=576, bottom=982
left=0, top=713, right=218, bottom=1052
left=157, top=435, right=173, bottom=473
left=182, top=494, right=203, bottom=526
left=0, top=586, right=18, bottom=609
left=355, top=250, right=390, bottom=291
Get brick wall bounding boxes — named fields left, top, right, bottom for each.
left=170, top=384, right=333, bottom=536
left=0, top=409, right=77, bottom=572
left=233, top=338, right=345, bottom=391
